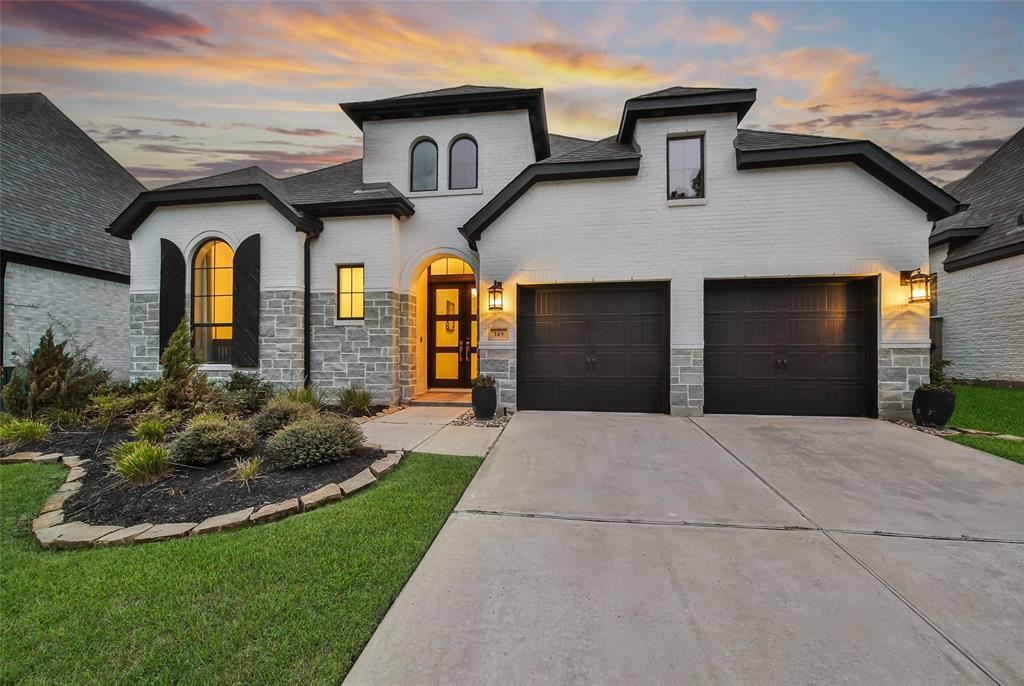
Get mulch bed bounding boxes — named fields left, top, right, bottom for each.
left=10, top=423, right=387, bottom=527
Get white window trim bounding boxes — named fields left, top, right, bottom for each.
left=667, top=131, right=707, bottom=204
left=407, top=187, right=483, bottom=198
left=668, top=197, right=708, bottom=207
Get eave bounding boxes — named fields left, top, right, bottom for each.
left=735, top=141, right=963, bottom=221
left=617, top=90, right=757, bottom=143
left=943, top=240, right=1024, bottom=272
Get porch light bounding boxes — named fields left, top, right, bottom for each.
left=901, top=269, right=932, bottom=303
left=488, top=281, right=504, bottom=311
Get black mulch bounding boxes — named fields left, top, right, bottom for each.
left=11, top=423, right=388, bottom=527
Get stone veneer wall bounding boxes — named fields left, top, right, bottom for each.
left=398, top=293, right=417, bottom=402
left=308, top=290, right=401, bottom=405
left=479, top=347, right=517, bottom=409
left=877, top=347, right=929, bottom=419
left=129, top=290, right=305, bottom=387
left=670, top=347, right=704, bottom=416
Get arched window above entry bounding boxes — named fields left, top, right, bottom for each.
left=449, top=136, right=478, bottom=190
left=192, top=238, right=234, bottom=364
left=410, top=138, right=438, bottom=192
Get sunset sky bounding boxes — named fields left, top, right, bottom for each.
left=2, top=0, right=1021, bottom=188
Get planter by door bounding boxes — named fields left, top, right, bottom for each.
left=912, top=388, right=956, bottom=427
left=472, top=386, right=497, bottom=419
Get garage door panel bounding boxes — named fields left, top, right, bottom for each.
left=705, top=279, right=871, bottom=417
left=518, top=283, right=668, bottom=413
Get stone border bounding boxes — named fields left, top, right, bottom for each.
left=0, top=449, right=405, bottom=551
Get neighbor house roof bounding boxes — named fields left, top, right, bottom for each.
left=340, top=85, right=551, bottom=160
left=930, top=127, right=1024, bottom=271
left=735, top=128, right=962, bottom=221
left=1, top=92, right=144, bottom=277
left=107, top=159, right=414, bottom=239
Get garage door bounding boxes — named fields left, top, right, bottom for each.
left=517, top=282, right=669, bottom=413
left=704, top=279, right=875, bottom=417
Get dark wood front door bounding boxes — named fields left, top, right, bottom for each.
left=428, top=281, right=478, bottom=388
left=517, top=282, right=670, bottom=413
left=704, top=278, right=876, bottom=417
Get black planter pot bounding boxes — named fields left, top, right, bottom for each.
left=472, top=386, right=497, bottom=420
left=912, top=387, right=956, bottom=427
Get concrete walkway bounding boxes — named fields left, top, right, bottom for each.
left=359, top=406, right=502, bottom=456
left=345, top=411, right=1023, bottom=686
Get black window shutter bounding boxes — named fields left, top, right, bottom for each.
left=159, top=239, right=186, bottom=354
left=232, top=234, right=261, bottom=368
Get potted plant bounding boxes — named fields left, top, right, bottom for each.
left=471, top=374, right=497, bottom=420
left=912, top=359, right=956, bottom=427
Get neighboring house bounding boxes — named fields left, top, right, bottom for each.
left=929, top=127, right=1024, bottom=384
left=2, top=92, right=144, bottom=379
left=108, top=85, right=960, bottom=418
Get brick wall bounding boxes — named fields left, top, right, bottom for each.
left=4, top=262, right=129, bottom=378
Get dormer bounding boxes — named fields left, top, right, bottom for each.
left=341, top=86, right=549, bottom=196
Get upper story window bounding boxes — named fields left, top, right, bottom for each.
left=192, top=239, right=233, bottom=364
left=449, top=136, right=478, bottom=190
left=337, top=264, right=365, bottom=320
left=410, top=138, right=438, bottom=192
left=667, top=135, right=705, bottom=200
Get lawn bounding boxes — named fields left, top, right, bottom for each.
left=945, top=385, right=1024, bottom=465
left=0, top=453, right=481, bottom=686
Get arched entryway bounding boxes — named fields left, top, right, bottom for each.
left=422, top=256, right=478, bottom=388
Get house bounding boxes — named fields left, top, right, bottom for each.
left=929, top=127, right=1024, bottom=384
left=107, top=85, right=961, bottom=418
left=2, top=93, right=144, bottom=379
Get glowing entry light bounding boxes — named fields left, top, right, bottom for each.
left=901, top=269, right=932, bottom=303
left=488, top=281, right=504, bottom=311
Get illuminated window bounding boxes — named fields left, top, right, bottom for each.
left=410, top=138, right=438, bottom=192
left=337, top=265, right=365, bottom=320
left=667, top=135, right=705, bottom=199
left=427, top=257, right=472, bottom=276
left=192, top=239, right=234, bottom=364
left=449, top=136, right=478, bottom=190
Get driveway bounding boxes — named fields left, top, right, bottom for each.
left=345, top=412, right=1024, bottom=685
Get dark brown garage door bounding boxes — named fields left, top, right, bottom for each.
left=704, top=279, right=876, bottom=417
left=517, top=282, right=669, bottom=413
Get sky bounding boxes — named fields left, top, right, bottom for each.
left=1, top=1, right=1021, bottom=189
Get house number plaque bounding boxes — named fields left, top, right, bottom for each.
left=489, top=327, right=509, bottom=340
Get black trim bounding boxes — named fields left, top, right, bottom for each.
left=297, top=196, right=415, bottom=219
left=618, top=89, right=756, bottom=143
left=460, top=157, right=641, bottom=242
left=303, top=233, right=314, bottom=386
left=107, top=184, right=324, bottom=239
left=335, top=264, right=365, bottom=321
left=929, top=226, right=987, bottom=246
left=410, top=138, right=439, bottom=192
left=159, top=239, right=186, bottom=355
left=448, top=135, right=479, bottom=190
left=0, top=250, right=129, bottom=284
left=943, top=240, right=1024, bottom=272
left=735, top=141, right=962, bottom=221
left=341, top=88, right=550, bottom=160
left=666, top=134, right=705, bottom=201
left=231, top=234, right=261, bottom=368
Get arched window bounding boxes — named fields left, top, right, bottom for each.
left=192, top=239, right=234, bottom=364
left=410, top=138, right=438, bottom=192
left=449, top=136, right=477, bottom=190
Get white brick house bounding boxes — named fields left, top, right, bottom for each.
left=108, top=85, right=961, bottom=418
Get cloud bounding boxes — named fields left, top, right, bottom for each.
left=87, top=124, right=186, bottom=143
left=1, top=0, right=211, bottom=50
left=263, top=126, right=335, bottom=137
left=129, top=116, right=212, bottom=128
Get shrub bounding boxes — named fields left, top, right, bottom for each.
left=158, top=317, right=209, bottom=411
left=0, top=418, right=50, bottom=447
left=250, top=398, right=316, bottom=436
left=266, top=416, right=364, bottom=469
left=472, top=374, right=496, bottom=388
left=132, top=417, right=171, bottom=443
left=89, top=393, right=140, bottom=430
left=170, top=418, right=256, bottom=465
left=223, top=372, right=275, bottom=415
left=337, top=385, right=374, bottom=416
left=1, top=327, right=109, bottom=417
left=276, top=382, right=327, bottom=410
left=113, top=441, right=170, bottom=485
left=234, top=456, right=262, bottom=487
left=186, top=411, right=228, bottom=429
left=40, top=407, right=86, bottom=428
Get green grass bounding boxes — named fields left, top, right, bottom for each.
left=0, top=453, right=481, bottom=686
left=946, top=435, right=1024, bottom=465
left=948, top=385, right=1024, bottom=436
left=944, top=385, right=1024, bottom=466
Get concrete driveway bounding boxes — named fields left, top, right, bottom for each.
left=345, top=412, right=1024, bottom=686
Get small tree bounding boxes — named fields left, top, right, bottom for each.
left=158, top=317, right=208, bottom=410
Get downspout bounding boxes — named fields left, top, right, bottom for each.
left=303, top=233, right=316, bottom=387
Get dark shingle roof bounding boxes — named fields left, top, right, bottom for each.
left=542, top=136, right=639, bottom=164
left=547, top=133, right=594, bottom=159
left=735, top=128, right=858, bottom=151
left=1, top=92, right=143, bottom=275
left=933, top=127, right=1024, bottom=266
left=632, top=86, right=753, bottom=100
left=381, top=85, right=521, bottom=101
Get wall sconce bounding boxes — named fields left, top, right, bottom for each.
left=901, top=269, right=932, bottom=303
left=488, top=281, right=504, bottom=311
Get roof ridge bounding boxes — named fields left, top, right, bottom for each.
left=282, top=157, right=362, bottom=180
left=158, top=164, right=275, bottom=190
left=738, top=128, right=861, bottom=145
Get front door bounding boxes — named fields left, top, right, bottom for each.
left=428, top=281, right=478, bottom=387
